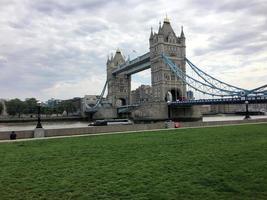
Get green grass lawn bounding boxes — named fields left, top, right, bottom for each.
left=0, top=124, right=267, bottom=200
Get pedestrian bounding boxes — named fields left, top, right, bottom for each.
left=10, top=131, right=16, bottom=140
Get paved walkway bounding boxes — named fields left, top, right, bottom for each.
left=1, top=121, right=266, bottom=144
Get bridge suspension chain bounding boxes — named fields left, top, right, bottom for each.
left=249, top=84, right=267, bottom=95
left=185, top=58, right=267, bottom=97
left=162, top=54, right=241, bottom=97
left=185, top=58, right=247, bottom=94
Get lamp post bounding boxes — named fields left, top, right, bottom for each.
left=244, top=100, right=250, bottom=119
left=36, top=101, right=43, bottom=128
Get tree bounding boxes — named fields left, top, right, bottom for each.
left=24, top=98, right=38, bottom=115
left=57, top=100, right=76, bottom=116
left=6, top=99, right=26, bottom=117
left=41, top=106, right=53, bottom=116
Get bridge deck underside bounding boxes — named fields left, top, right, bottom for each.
left=117, top=105, right=139, bottom=114
left=112, top=52, right=150, bottom=76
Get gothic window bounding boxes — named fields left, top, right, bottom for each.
left=164, top=73, right=170, bottom=80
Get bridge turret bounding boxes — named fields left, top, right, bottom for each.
left=149, top=17, right=186, bottom=102
left=112, top=49, right=125, bottom=66
left=106, top=49, right=131, bottom=107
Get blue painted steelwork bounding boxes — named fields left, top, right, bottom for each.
left=86, top=52, right=266, bottom=113
left=185, top=58, right=248, bottom=95
left=248, top=84, right=267, bottom=95
left=112, top=52, right=150, bottom=76
left=168, top=96, right=267, bottom=106
left=162, top=54, right=241, bottom=97
left=162, top=54, right=267, bottom=98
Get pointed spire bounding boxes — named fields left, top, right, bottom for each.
left=150, top=27, right=153, bottom=39
left=180, top=26, right=185, bottom=38
left=116, top=48, right=121, bottom=53
left=158, top=21, right=162, bottom=34
left=164, top=13, right=170, bottom=23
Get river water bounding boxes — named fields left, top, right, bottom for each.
left=0, top=115, right=266, bottom=132
left=0, top=121, right=90, bottom=132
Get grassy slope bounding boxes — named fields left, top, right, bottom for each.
left=0, top=124, right=266, bottom=200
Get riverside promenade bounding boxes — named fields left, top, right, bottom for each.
left=1, top=118, right=267, bottom=141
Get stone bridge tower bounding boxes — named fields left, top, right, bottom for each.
left=150, top=17, right=186, bottom=102
left=106, top=49, right=131, bottom=107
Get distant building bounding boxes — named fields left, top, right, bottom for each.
left=46, top=98, right=61, bottom=108
left=131, top=85, right=152, bottom=104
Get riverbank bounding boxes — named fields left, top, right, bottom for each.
left=0, top=116, right=84, bottom=123
left=1, top=118, right=267, bottom=141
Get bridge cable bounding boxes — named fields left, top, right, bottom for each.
left=162, top=54, right=239, bottom=97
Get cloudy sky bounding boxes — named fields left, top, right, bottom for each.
left=0, top=0, right=266, bottom=101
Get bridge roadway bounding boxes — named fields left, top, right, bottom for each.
left=117, top=104, right=140, bottom=114
left=112, top=52, right=150, bottom=76
left=168, top=96, right=267, bottom=107
left=117, top=96, right=267, bottom=114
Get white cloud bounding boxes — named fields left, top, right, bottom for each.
left=42, top=74, right=106, bottom=100
left=0, top=0, right=266, bottom=101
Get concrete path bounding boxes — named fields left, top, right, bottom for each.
left=0, top=121, right=266, bottom=144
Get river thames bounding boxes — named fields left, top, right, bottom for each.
left=0, top=115, right=267, bottom=132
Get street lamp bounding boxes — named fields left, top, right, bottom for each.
left=36, top=101, right=43, bottom=128
left=244, top=100, right=250, bottom=120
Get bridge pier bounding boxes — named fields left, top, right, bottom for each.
left=92, top=107, right=118, bottom=120
left=169, top=105, right=202, bottom=121
left=130, top=102, right=202, bottom=121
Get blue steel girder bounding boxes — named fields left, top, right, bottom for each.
left=185, top=58, right=247, bottom=94
left=112, top=52, right=150, bottom=76
left=249, top=84, right=267, bottom=95
left=168, top=96, right=267, bottom=106
left=162, top=54, right=267, bottom=98
left=185, top=58, right=267, bottom=97
left=162, top=54, right=241, bottom=97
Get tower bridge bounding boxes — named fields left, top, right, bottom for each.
left=85, top=17, right=267, bottom=121
left=112, top=52, right=150, bottom=76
